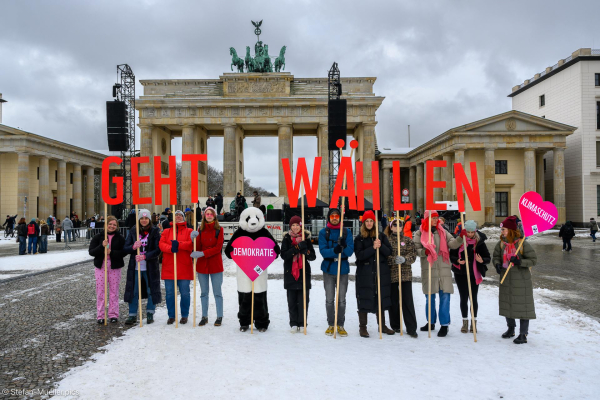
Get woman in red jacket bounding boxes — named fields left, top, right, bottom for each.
left=191, top=207, right=225, bottom=327
left=159, top=210, right=194, bottom=325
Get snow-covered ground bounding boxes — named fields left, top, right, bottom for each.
left=0, top=250, right=90, bottom=280
left=55, top=255, right=600, bottom=399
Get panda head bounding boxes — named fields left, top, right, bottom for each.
left=239, top=207, right=265, bottom=233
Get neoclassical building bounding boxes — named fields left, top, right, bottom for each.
left=377, top=111, right=574, bottom=226
left=0, top=111, right=104, bottom=221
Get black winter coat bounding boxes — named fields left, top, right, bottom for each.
left=123, top=226, right=162, bottom=305
left=17, top=222, right=27, bottom=237
left=280, top=231, right=316, bottom=290
left=559, top=224, right=575, bottom=240
left=88, top=231, right=126, bottom=269
left=354, top=232, right=393, bottom=314
left=450, top=231, right=491, bottom=277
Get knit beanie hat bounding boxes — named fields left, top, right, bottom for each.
left=500, top=216, right=518, bottom=231
left=464, top=220, right=477, bottom=232
left=174, top=210, right=185, bottom=218
left=289, top=215, right=302, bottom=226
left=138, top=209, right=151, bottom=220
left=362, top=210, right=376, bottom=222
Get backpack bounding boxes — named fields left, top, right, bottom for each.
left=27, top=224, right=35, bottom=235
left=324, top=227, right=347, bottom=243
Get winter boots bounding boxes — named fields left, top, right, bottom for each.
left=214, top=317, right=223, bottom=326
left=358, top=312, right=369, bottom=338
left=240, top=325, right=249, bottom=332
left=470, top=319, right=476, bottom=333
left=337, top=326, right=348, bottom=337
left=437, top=326, right=449, bottom=337
left=502, top=327, right=515, bottom=338
left=180, top=317, right=188, bottom=324
left=461, top=320, right=469, bottom=333
left=167, top=318, right=175, bottom=325
left=377, top=313, right=395, bottom=335
left=125, top=316, right=137, bottom=325
left=420, top=323, right=435, bottom=332
left=198, top=317, right=209, bottom=326
left=513, top=334, right=528, bottom=344
left=147, top=312, right=154, bottom=324
left=325, top=326, right=335, bottom=336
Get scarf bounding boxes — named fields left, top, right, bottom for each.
left=290, top=229, right=303, bottom=281
left=327, top=222, right=340, bottom=230
left=455, top=237, right=482, bottom=285
left=502, top=238, right=520, bottom=268
left=419, top=216, right=450, bottom=265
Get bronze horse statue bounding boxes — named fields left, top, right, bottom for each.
left=274, top=45, right=286, bottom=72
left=230, top=47, right=244, bottom=72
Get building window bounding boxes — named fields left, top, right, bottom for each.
left=539, top=94, right=545, bottom=107
left=597, top=101, right=600, bottom=129
left=239, top=160, right=243, bottom=174
left=495, top=160, right=507, bottom=174
left=55, top=170, right=57, bottom=182
left=495, top=192, right=509, bottom=217
left=598, top=186, right=600, bottom=216
left=596, top=73, right=600, bottom=87
left=544, top=158, right=546, bottom=171
left=37, top=167, right=39, bottom=180
left=70, top=173, right=73, bottom=184
left=597, top=142, right=600, bottom=167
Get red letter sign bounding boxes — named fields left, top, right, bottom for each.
left=329, top=156, right=357, bottom=210
left=182, top=154, right=208, bottom=205
left=282, top=157, right=322, bottom=208
left=356, top=161, right=380, bottom=211
left=426, top=160, right=447, bottom=211
left=454, top=162, right=481, bottom=212
left=101, top=156, right=123, bottom=205
left=132, top=156, right=151, bottom=205
left=393, top=161, right=412, bottom=211
left=153, top=156, right=177, bottom=206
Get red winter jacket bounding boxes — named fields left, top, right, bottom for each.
left=159, top=221, right=194, bottom=280
left=193, top=222, right=224, bottom=274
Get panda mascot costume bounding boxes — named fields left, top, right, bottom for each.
left=225, top=207, right=281, bottom=332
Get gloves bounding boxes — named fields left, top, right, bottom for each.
left=292, top=245, right=300, bottom=255
left=298, top=241, right=308, bottom=252
left=337, top=237, right=347, bottom=248
left=459, top=230, right=468, bottom=239
left=510, top=256, right=521, bottom=267
left=191, top=251, right=204, bottom=259
left=395, top=255, right=406, bottom=264
left=135, top=254, right=145, bottom=262
left=333, top=244, right=343, bottom=254
left=171, top=240, right=179, bottom=254
left=495, top=264, right=502, bottom=274
left=132, top=241, right=142, bottom=250
left=190, top=230, right=199, bottom=240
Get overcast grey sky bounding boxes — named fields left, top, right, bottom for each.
left=1, top=0, right=599, bottom=193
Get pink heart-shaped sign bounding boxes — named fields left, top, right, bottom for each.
left=518, top=191, right=558, bottom=237
left=231, top=236, right=278, bottom=282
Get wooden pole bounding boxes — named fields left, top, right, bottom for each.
left=396, top=211, right=403, bottom=336
left=301, top=180, right=307, bottom=335
left=192, top=207, right=197, bottom=327
left=173, top=205, right=178, bottom=328
left=135, top=205, right=142, bottom=327
left=459, top=212, right=477, bottom=342
left=251, top=281, right=255, bottom=334
left=333, top=145, right=356, bottom=339
left=103, top=203, right=108, bottom=326
left=375, top=210, right=382, bottom=340
left=428, top=213, right=432, bottom=338
left=500, top=239, right=526, bottom=285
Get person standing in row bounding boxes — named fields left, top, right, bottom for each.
left=559, top=221, right=575, bottom=252
left=402, top=214, right=414, bottom=239
left=450, top=220, right=490, bottom=334
left=39, top=221, right=49, bottom=254
left=493, top=216, right=537, bottom=344
left=589, top=218, right=598, bottom=242
left=191, top=207, right=225, bottom=327
left=88, top=216, right=126, bottom=324
left=63, top=215, right=74, bottom=242
left=413, top=210, right=463, bottom=337
left=46, top=215, right=54, bottom=235
left=280, top=215, right=315, bottom=333
left=318, top=208, right=354, bottom=337
left=26, top=218, right=39, bottom=255
left=384, top=219, right=418, bottom=337
left=206, top=196, right=216, bottom=209
left=159, top=210, right=194, bottom=325
left=16, top=217, right=27, bottom=255
left=354, top=210, right=394, bottom=338
left=123, top=209, right=162, bottom=325
left=215, top=193, right=223, bottom=215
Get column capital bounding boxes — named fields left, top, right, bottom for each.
left=277, top=122, right=292, bottom=128
left=222, top=123, right=236, bottom=128
left=137, top=123, right=153, bottom=129
left=484, top=147, right=496, bottom=152
left=524, top=147, right=536, bottom=152
left=362, top=121, right=377, bottom=127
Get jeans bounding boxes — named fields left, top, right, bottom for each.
left=424, top=290, right=451, bottom=326
left=591, top=231, right=597, bottom=242
left=198, top=272, right=224, bottom=318
left=27, top=236, right=38, bottom=254
left=324, top=273, right=349, bottom=326
left=39, top=235, right=48, bottom=253
left=506, top=317, right=529, bottom=335
left=128, top=271, right=155, bottom=316
left=18, top=236, right=26, bottom=255
left=562, top=238, right=572, bottom=251
left=65, top=229, right=72, bottom=242
left=164, top=279, right=190, bottom=319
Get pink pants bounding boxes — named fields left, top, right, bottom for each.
left=95, top=264, right=122, bottom=320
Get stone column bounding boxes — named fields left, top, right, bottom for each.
left=553, top=148, right=566, bottom=225
left=39, top=156, right=50, bottom=218
left=443, top=153, right=453, bottom=201
left=317, top=125, right=330, bottom=203
left=139, top=124, right=154, bottom=208
left=223, top=124, right=237, bottom=197
left=409, top=166, right=416, bottom=217
left=484, top=148, right=495, bottom=225
left=382, top=166, right=391, bottom=213
left=17, top=153, right=29, bottom=219
left=454, top=149, right=465, bottom=204
left=536, top=151, right=546, bottom=199
left=433, top=157, right=443, bottom=202
left=86, top=167, right=95, bottom=217
left=524, top=149, right=536, bottom=193
left=57, top=160, right=67, bottom=219
left=278, top=123, right=293, bottom=198
left=72, top=163, right=82, bottom=217
left=416, top=163, right=424, bottom=213
left=181, top=125, right=195, bottom=205
left=361, top=123, right=376, bottom=203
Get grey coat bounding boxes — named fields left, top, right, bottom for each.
left=414, top=228, right=463, bottom=294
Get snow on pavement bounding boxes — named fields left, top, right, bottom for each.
left=0, top=250, right=90, bottom=280
left=56, top=257, right=600, bottom=399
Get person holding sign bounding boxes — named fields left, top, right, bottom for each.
left=88, top=216, right=126, bottom=324
left=159, top=210, right=194, bottom=325
left=384, top=219, right=418, bottom=337
left=280, top=215, right=316, bottom=333
left=191, top=207, right=225, bottom=327
left=354, top=210, right=394, bottom=338
left=318, top=208, right=354, bottom=337
left=413, top=210, right=463, bottom=337
left=123, top=209, right=162, bottom=325
left=450, top=220, right=490, bottom=334
left=493, top=216, right=537, bottom=344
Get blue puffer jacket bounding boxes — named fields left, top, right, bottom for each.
left=318, top=226, right=354, bottom=275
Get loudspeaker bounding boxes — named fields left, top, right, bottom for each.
left=217, top=215, right=225, bottom=221
left=107, top=134, right=129, bottom=152
left=266, top=209, right=283, bottom=222
left=328, top=99, right=347, bottom=150
left=106, top=101, right=127, bottom=129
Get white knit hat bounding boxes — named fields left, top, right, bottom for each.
left=138, top=209, right=151, bottom=220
